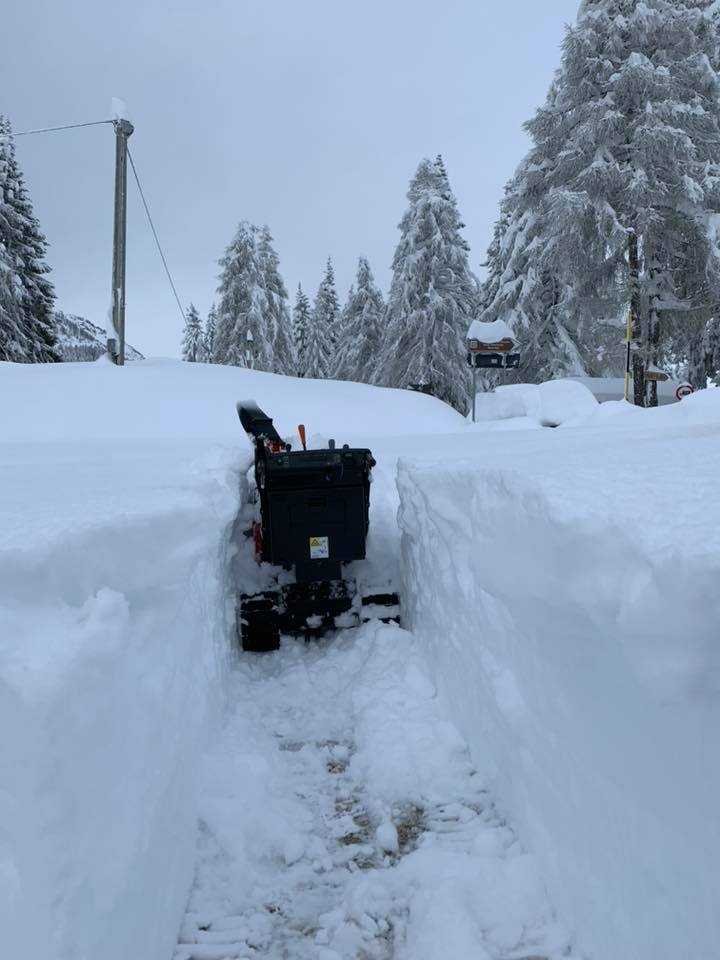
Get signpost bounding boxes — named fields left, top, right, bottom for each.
left=466, top=319, right=520, bottom=423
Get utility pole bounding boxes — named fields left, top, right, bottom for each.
left=108, top=118, right=134, bottom=365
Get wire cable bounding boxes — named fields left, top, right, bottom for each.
left=127, top=147, right=187, bottom=325
left=14, top=119, right=115, bottom=137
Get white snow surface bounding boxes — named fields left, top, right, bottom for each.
left=466, top=318, right=515, bottom=343
left=0, top=359, right=466, bottom=960
left=398, top=390, right=720, bottom=960
left=3, top=357, right=719, bottom=960
left=474, top=379, right=598, bottom=427
left=177, top=625, right=573, bottom=960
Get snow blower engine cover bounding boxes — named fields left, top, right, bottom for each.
left=238, top=401, right=376, bottom=583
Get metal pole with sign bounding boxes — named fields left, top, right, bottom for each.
left=466, top=319, right=520, bottom=421
left=623, top=306, right=632, bottom=402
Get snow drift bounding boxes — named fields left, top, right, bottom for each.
left=0, top=358, right=463, bottom=960
left=397, top=393, right=720, bottom=960
left=473, top=379, right=598, bottom=427
left=0, top=441, right=238, bottom=960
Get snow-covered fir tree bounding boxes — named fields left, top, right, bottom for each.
left=0, top=253, right=27, bottom=362
left=204, top=304, right=217, bottom=362
left=333, top=257, right=386, bottom=382
left=304, top=259, right=338, bottom=379
left=212, top=221, right=275, bottom=369
left=482, top=1, right=720, bottom=399
left=258, top=225, right=296, bottom=375
left=376, top=157, right=475, bottom=412
left=292, top=284, right=311, bottom=376
left=333, top=284, right=355, bottom=376
left=479, top=156, right=587, bottom=384
left=181, top=303, right=204, bottom=361
left=0, top=115, right=58, bottom=362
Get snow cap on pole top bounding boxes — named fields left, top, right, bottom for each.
left=110, top=98, right=131, bottom=123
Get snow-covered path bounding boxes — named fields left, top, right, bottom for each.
left=174, top=623, right=577, bottom=960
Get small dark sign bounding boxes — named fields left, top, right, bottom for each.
left=467, top=352, right=520, bottom=370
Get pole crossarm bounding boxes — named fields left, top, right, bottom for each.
left=14, top=120, right=115, bottom=137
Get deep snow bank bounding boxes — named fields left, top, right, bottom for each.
left=397, top=397, right=720, bottom=960
left=473, top=379, right=598, bottom=427
left=0, top=441, right=239, bottom=960
left=0, top=358, right=463, bottom=960
left=0, top=357, right=462, bottom=444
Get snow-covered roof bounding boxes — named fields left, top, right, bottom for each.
left=466, top=318, right=515, bottom=343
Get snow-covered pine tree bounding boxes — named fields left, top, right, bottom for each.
left=181, top=303, right=204, bottom=361
left=204, top=304, right=217, bottom=362
left=0, top=115, right=58, bottom=362
left=257, top=225, right=296, bottom=375
left=332, top=284, right=354, bottom=378
left=479, top=157, right=587, bottom=384
left=304, top=259, right=338, bottom=379
left=0, top=251, right=28, bottom=362
left=484, top=1, right=720, bottom=399
left=376, top=157, right=475, bottom=412
left=292, top=284, right=311, bottom=376
left=213, top=221, right=274, bottom=369
left=333, top=257, right=386, bottom=382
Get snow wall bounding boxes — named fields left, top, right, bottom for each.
left=397, top=458, right=720, bottom=960
left=0, top=445, right=239, bottom=960
left=0, top=357, right=465, bottom=959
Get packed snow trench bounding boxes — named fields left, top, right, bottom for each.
left=2, top=359, right=718, bottom=960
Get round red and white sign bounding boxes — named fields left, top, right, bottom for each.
left=676, top=383, right=694, bottom=400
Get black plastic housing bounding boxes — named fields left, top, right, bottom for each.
left=261, top=447, right=373, bottom=579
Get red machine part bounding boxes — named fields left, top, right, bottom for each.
left=252, top=520, right=264, bottom=562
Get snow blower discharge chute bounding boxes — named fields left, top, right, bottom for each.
left=236, top=402, right=400, bottom=652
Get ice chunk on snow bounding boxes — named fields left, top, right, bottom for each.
left=282, top=834, right=306, bottom=865
left=376, top=819, right=399, bottom=853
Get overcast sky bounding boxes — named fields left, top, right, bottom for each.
left=4, top=0, right=580, bottom=357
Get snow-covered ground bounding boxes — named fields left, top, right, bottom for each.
left=399, top=392, right=720, bottom=960
left=176, top=624, right=574, bottom=960
left=2, top=358, right=718, bottom=960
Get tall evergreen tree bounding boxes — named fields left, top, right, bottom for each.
left=480, top=159, right=587, bottom=383
left=181, top=303, right=204, bottom=361
left=213, top=221, right=274, bottom=369
left=292, top=283, right=311, bottom=376
left=333, top=283, right=355, bottom=376
left=304, top=258, right=338, bottom=379
left=483, top=1, right=720, bottom=399
left=204, top=304, right=217, bottom=362
left=258, top=225, right=296, bottom=375
left=0, top=116, right=58, bottom=362
left=333, top=257, right=386, bottom=382
left=376, top=157, right=475, bottom=412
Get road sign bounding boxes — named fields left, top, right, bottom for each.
left=676, top=383, right=694, bottom=401
left=467, top=352, right=521, bottom=370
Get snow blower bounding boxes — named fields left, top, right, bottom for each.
left=236, top=401, right=400, bottom=652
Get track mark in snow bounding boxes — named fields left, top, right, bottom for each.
left=175, top=624, right=579, bottom=960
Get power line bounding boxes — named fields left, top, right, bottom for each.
left=11, top=116, right=187, bottom=331
left=14, top=119, right=115, bottom=137
left=127, top=147, right=187, bottom=326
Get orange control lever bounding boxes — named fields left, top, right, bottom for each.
left=297, top=424, right=307, bottom=450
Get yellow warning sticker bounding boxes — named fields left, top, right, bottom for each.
left=309, top=535, right=330, bottom=559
